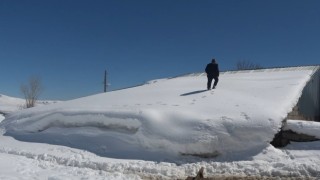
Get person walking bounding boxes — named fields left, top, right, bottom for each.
left=205, top=58, right=219, bottom=90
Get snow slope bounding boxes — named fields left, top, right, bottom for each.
left=1, top=67, right=316, bottom=162
left=0, top=94, right=60, bottom=115
left=0, top=94, right=25, bottom=114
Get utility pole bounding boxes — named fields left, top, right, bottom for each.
left=104, top=70, right=108, bottom=92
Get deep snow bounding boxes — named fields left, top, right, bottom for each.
left=1, top=66, right=320, bottom=179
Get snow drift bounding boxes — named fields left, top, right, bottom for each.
left=0, top=67, right=316, bottom=161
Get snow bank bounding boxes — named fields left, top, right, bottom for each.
left=1, top=134, right=320, bottom=179
left=0, top=114, right=4, bottom=123
left=0, top=67, right=316, bottom=161
left=284, top=120, right=320, bottom=139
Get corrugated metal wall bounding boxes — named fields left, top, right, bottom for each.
left=297, top=66, right=320, bottom=121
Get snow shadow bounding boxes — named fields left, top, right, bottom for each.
left=3, top=128, right=269, bottom=163
left=285, top=141, right=320, bottom=150
left=180, top=90, right=207, bottom=96
left=4, top=130, right=186, bottom=163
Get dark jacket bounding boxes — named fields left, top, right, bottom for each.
left=205, top=63, right=219, bottom=77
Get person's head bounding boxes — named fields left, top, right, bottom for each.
left=211, top=59, right=216, bottom=63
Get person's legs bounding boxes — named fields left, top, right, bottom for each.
left=207, top=76, right=213, bottom=90
left=213, top=77, right=219, bottom=88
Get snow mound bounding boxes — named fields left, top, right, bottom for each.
left=0, top=67, right=316, bottom=161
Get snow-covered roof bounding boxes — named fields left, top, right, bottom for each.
left=1, top=66, right=318, bottom=161
left=182, top=65, right=320, bottom=77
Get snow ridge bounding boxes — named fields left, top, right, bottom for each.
left=5, top=111, right=141, bottom=134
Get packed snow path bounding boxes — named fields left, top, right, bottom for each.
left=1, top=67, right=317, bottom=162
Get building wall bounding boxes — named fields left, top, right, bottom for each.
left=295, top=67, right=320, bottom=121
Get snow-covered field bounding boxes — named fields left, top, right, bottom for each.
left=0, top=94, right=25, bottom=114
left=1, top=67, right=320, bottom=179
left=0, top=94, right=59, bottom=114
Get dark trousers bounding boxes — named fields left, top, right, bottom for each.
left=207, top=75, right=219, bottom=90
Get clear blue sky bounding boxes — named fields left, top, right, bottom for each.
left=1, top=0, right=319, bottom=100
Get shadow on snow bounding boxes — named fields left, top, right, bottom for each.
left=180, top=90, right=207, bottom=96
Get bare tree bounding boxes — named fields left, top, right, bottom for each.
left=20, top=76, right=43, bottom=108
left=236, top=60, right=263, bottom=70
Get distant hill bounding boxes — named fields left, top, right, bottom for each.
left=0, top=94, right=60, bottom=115
left=0, top=94, right=25, bottom=115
